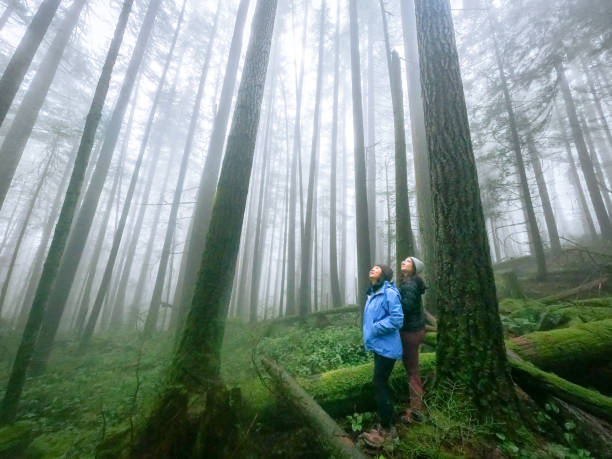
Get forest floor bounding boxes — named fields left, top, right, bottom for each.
left=1, top=250, right=611, bottom=458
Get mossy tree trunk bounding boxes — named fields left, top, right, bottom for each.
left=0, top=0, right=135, bottom=425
left=414, top=0, right=519, bottom=416
left=132, top=1, right=278, bottom=455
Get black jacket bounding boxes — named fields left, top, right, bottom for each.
left=398, top=276, right=426, bottom=332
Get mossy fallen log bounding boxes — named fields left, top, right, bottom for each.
left=508, top=319, right=612, bottom=373
left=260, top=357, right=367, bottom=459
left=537, top=306, right=612, bottom=330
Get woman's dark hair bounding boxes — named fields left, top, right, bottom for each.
left=376, top=264, right=394, bottom=283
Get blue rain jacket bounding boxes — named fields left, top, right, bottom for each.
left=362, top=281, right=404, bottom=360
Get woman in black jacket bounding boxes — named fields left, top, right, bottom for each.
left=398, top=256, right=426, bottom=423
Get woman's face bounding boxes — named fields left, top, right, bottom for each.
left=401, top=258, right=414, bottom=276
left=369, top=266, right=383, bottom=284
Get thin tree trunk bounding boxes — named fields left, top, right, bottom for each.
left=488, top=11, right=546, bottom=279
left=348, top=0, right=372, bottom=301
left=81, top=2, right=186, bottom=348
left=0, top=0, right=62, bottom=128
left=581, top=114, right=612, bottom=217
left=298, top=1, right=325, bottom=317
left=0, top=149, right=54, bottom=315
left=0, top=0, right=135, bottom=424
left=556, top=58, right=612, bottom=240
left=143, top=9, right=216, bottom=337
left=328, top=0, right=342, bottom=308
left=0, top=0, right=87, bottom=211
left=133, top=2, right=277, bottom=455
left=525, top=135, right=562, bottom=255
left=414, top=0, right=518, bottom=417
left=400, top=0, right=433, bottom=266
left=366, top=11, right=376, bottom=262
left=0, top=1, right=16, bottom=31
left=32, top=0, right=163, bottom=371
left=173, top=0, right=247, bottom=325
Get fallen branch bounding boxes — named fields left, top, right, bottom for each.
left=538, top=276, right=609, bottom=304
left=260, top=357, right=367, bottom=459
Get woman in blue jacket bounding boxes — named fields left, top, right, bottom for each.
left=361, top=264, right=404, bottom=447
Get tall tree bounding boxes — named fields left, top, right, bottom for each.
left=555, top=57, right=612, bottom=240
left=366, top=8, right=377, bottom=261
left=328, top=0, right=342, bottom=308
left=0, top=0, right=87, bottom=211
left=348, top=0, right=372, bottom=300
left=132, top=1, right=277, bottom=455
left=79, top=0, right=186, bottom=347
left=172, top=0, right=249, bottom=325
left=298, top=1, right=326, bottom=317
left=488, top=9, right=547, bottom=278
left=378, top=0, right=415, bottom=275
left=143, top=3, right=219, bottom=337
left=0, top=0, right=135, bottom=424
left=32, top=0, right=163, bottom=372
left=0, top=0, right=62, bottom=128
left=414, top=0, right=518, bottom=415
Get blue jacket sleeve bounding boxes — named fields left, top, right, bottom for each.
left=373, top=288, right=404, bottom=335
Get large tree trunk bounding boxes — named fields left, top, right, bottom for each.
left=556, top=58, right=612, bottom=240
left=80, top=1, right=186, bottom=347
left=132, top=2, right=277, bottom=456
left=328, top=0, right=342, bottom=308
left=0, top=0, right=62, bottom=129
left=366, top=10, right=377, bottom=262
left=414, top=0, right=518, bottom=416
left=348, top=0, right=372, bottom=301
left=0, top=0, right=87, bottom=211
left=298, top=2, right=325, bottom=317
left=172, top=0, right=248, bottom=327
left=32, top=0, right=162, bottom=372
left=0, top=0, right=135, bottom=425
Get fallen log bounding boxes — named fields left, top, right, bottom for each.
left=537, top=305, right=612, bottom=330
left=538, top=276, right=609, bottom=304
left=508, top=319, right=612, bottom=373
left=260, top=357, right=367, bottom=459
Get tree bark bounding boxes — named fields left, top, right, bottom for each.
left=556, top=58, right=612, bottom=240
left=0, top=0, right=87, bottom=211
left=0, top=0, right=62, bottom=129
left=366, top=10, right=377, bottom=262
left=0, top=0, right=135, bottom=425
left=32, top=0, right=163, bottom=371
left=132, top=2, right=277, bottom=456
left=414, top=0, right=518, bottom=416
left=172, top=0, right=248, bottom=325
left=348, top=0, right=372, bottom=302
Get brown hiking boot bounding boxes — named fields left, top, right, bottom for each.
left=361, top=425, right=397, bottom=448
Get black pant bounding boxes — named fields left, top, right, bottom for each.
left=373, top=352, right=396, bottom=428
